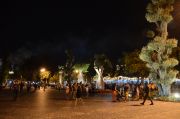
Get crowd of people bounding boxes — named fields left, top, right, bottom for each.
left=62, top=81, right=159, bottom=106
left=64, top=82, right=91, bottom=106
left=7, top=80, right=41, bottom=100
left=3, top=79, right=159, bottom=106
left=111, top=81, right=158, bottom=105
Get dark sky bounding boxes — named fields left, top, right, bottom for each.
left=0, top=0, right=180, bottom=66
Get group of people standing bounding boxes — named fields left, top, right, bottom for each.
left=10, top=80, right=41, bottom=100
left=9, top=78, right=158, bottom=105
left=65, top=82, right=90, bottom=106
left=64, top=81, right=158, bottom=106
left=112, top=82, right=158, bottom=105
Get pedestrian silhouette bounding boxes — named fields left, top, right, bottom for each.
left=140, top=82, right=154, bottom=105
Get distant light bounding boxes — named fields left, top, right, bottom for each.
left=40, top=68, right=46, bottom=72
left=9, top=71, right=14, bottom=74
left=154, top=97, right=157, bottom=100
left=75, top=70, right=79, bottom=73
left=174, top=93, right=180, bottom=98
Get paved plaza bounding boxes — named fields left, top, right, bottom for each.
left=0, top=88, right=180, bottom=119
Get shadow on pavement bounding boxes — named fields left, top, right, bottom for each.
left=130, top=104, right=143, bottom=106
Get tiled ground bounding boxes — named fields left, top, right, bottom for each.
left=0, top=88, right=180, bottom=119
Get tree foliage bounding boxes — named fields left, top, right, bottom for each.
left=0, top=55, right=9, bottom=84
left=40, top=70, right=50, bottom=80
left=146, top=0, right=174, bottom=38
left=72, top=63, right=90, bottom=82
left=140, top=0, right=178, bottom=94
left=73, top=64, right=90, bottom=73
left=49, top=73, right=59, bottom=83
left=86, top=59, right=96, bottom=82
left=94, top=54, right=113, bottom=77
left=18, top=57, right=40, bottom=81
left=122, top=50, right=149, bottom=77
left=63, top=49, right=75, bottom=83
left=171, top=47, right=180, bottom=78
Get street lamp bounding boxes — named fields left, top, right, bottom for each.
left=40, top=68, right=46, bottom=72
left=40, top=68, right=47, bottom=84
left=75, top=69, right=79, bottom=74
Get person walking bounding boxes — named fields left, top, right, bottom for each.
left=72, top=83, right=77, bottom=99
left=124, top=83, right=130, bottom=102
left=112, top=83, right=117, bottom=102
left=85, top=84, right=89, bottom=98
left=57, top=83, right=61, bottom=92
left=12, top=80, right=19, bottom=101
left=140, top=82, right=154, bottom=105
left=65, top=84, right=70, bottom=100
left=27, top=81, right=31, bottom=93
left=43, top=83, right=46, bottom=92
left=75, top=83, right=83, bottom=106
left=135, top=85, right=140, bottom=100
left=19, top=81, right=24, bottom=94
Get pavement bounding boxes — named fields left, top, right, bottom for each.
left=0, top=88, right=180, bottom=119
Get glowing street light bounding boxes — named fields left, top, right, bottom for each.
left=40, top=68, right=50, bottom=84
left=40, top=68, right=46, bottom=72
left=75, top=69, right=79, bottom=74
left=9, top=71, right=14, bottom=74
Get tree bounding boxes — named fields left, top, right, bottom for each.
left=139, top=0, right=178, bottom=96
left=64, top=49, right=75, bottom=85
left=115, top=57, right=127, bottom=76
left=8, top=47, right=33, bottom=81
left=171, top=47, right=180, bottom=78
left=94, top=54, right=113, bottom=89
left=40, top=70, right=50, bottom=80
left=73, top=63, right=90, bottom=83
left=0, top=54, right=10, bottom=85
left=87, top=59, right=96, bottom=83
left=122, top=50, right=149, bottom=78
left=19, top=57, right=40, bottom=81
left=39, top=69, right=50, bottom=83
left=49, top=73, right=59, bottom=83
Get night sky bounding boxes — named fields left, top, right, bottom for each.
left=0, top=0, right=180, bottom=66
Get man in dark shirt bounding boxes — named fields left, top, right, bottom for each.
left=140, top=82, right=154, bottom=105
